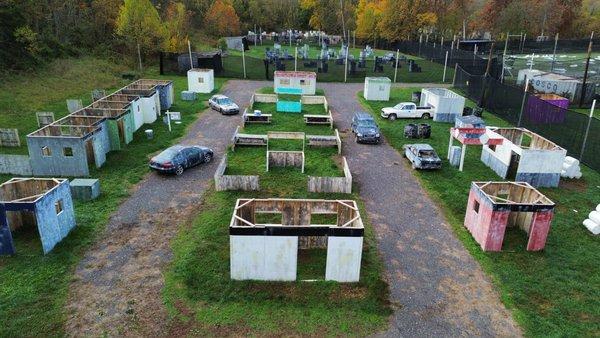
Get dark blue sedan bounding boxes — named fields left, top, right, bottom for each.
left=149, top=145, right=213, bottom=175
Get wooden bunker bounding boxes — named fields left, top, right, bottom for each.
left=0, top=178, right=75, bottom=255
left=464, top=182, right=555, bottom=252
left=229, top=198, right=364, bottom=282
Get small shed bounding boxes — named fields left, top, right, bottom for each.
left=464, top=182, right=555, bottom=252
left=481, top=127, right=567, bottom=188
left=524, top=93, right=568, bottom=124
left=517, top=69, right=596, bottom=103
left=363, top=77, right=391, bottom=101
left=274, top=71, right=317, bottom=95
left=0, top=178, right=76, bottom=255
left=420, top=88, right=466, bottom=123
left=187, top=68, right=214, bottom=94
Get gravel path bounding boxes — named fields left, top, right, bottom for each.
left=65, top=80, right=520, bottom=337
left=319, top=82, right=521, bottom=337
left=65, top=81, right=266, bottom=336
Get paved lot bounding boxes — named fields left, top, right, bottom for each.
left=65, top=80, right=520, bottom=337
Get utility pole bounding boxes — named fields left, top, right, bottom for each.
left=551, top=33, right=559, bottom=71
left=580, top=31, right=594, bottom=107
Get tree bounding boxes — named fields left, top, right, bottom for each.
left=377, top=0, right=434, bottom=42
left=355, top=0, right=383, bottom=43
left=115, top=0, right=165, bottom=54
left=203, top=0, right=241, bottom=37
left=163, top=2, right=191, bottom=52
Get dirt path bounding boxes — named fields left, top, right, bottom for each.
left=320, top=82, right=521, bottom=337
left=65, top=81, right=266, bottom=336
left=65, top=80, right=520, bottom=337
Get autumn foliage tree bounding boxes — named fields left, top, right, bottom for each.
left=355, top=0, right=383, bottom=43
left=163, top=2, right=191, bottom=52
left=203, top=0, right=241, bottom=37
left=116, top=0, right=165, bottom=53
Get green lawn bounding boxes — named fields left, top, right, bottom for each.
left=218, top=44, right=452, bottom=83
left=359, top=88, right=600, bottom=337
left=163, top=161, right=389, bottom=337
left=0, top=57, right=226, bottom=336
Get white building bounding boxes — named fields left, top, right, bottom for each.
left=274, top=71, right=317, bottom=95
left=517, top=69, right=595, bottom=103
left=187, top=68, right=214, bottom=94
left=363, top=77, right=391, bottom=101
left=420, top=88, right=466, bottom=123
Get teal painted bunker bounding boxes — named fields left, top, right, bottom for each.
left=70, top=178, right=100, bottom=201
left=0, top=178, right=76, bottom=255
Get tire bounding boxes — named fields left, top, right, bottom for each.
left=175, top=165, right=184, bottom=175
left=203, top=152, right=213, bottom=163
left=388, top=114, right=397, bottom=121
left=422, top=113, right=431, bottom=120
left=355, top=135, right=360, bottom=143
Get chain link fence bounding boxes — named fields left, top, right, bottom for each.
left=454, top=65, right=599, bottom=172
left=159, top=51, right=450, bottom=83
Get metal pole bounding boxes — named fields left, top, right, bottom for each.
left=485, top=42, right=495, bottom=76
left=501, top=32, right=509, bottom=83
left=295, top=47, right=298, bottom=71
left=254, top=24, right=257, bottom=46
left=551, top=33, right=558, bottom=71
left=187, top=40, right=193, bottom=70
left=518, top=80, right=530, bottom=127
left=443, top=51, right=449, bottom=82
left=394, top=49, right=400, bottom=83
left=242, top=47, right=247, bottom=78
left=344, top=45, right=349, bottom=82
left=452, top=63, right=458, bottom=86
left=521, top=33, right=526, bottom=52
left=580, top=99, right=596, bottom=161
left=418, top=34, right=423, bottom=56
left=353, top=30, right=356, bottom=49
left=580, top=31, right=594, bottom=107
left=137, top=43, right=143, bottom=72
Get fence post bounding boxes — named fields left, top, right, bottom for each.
left=580, top=99, right=596, bottom=161
left=452, top=63, right=458, bottom=86
left=394, top=49, right=400, bottom=83
left=443, top=51, right=449, bottom=82
left=242, top=47, right=247, bottom=79
left=344, top=45, right=348, bottom=83
left=137, top=43, right=143, bottom=72
left=551, top=33, right=559, bottom=72
left=518, top=80, right=530, bottom=127
left=580, top=32, right=594, bottom=108
left=295, top=47, right=298, bottom=71
left=187, top=39, right=193, bottom=70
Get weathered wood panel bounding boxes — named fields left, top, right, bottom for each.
left=307, top=156, right=352, bottom=193
left=253, top=93, right=278, bottom=103
left=307, top=129, right=341, bottom=154
left=214, top=155, right=260, bottom=191
left=267, top=151, right=304, bottom=172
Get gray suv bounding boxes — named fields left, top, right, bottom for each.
left=351, top=112, right=381, bottom=144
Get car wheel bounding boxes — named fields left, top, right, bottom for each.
left=355, top=135, right=360, bottom=143
left=389, top=114, right=397, bottom=121
left=422, top=113, right=431, bottom=119
left=203, top=152, right=213, bottom=163
left=175, top=165, right=184, bottom=175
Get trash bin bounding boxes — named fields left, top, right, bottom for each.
left=463, top=106, right=474, bottom=116
left=412, top=91, right=421, bottom=102
left=145, top=129, right=154, bottom=140
left=404, top=124, right=418, bottom=138
left=418, top=123, right=431, bottom=138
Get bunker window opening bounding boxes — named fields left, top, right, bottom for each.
left=63, top=147, right=74, bottom=157
left=55, top=199, right=64, bottom=215
left=474, top=201, right=480, bottom=213
left=42, top=146, right=51, bottom=157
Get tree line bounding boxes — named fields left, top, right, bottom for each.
left=1, top=0, right=598, bottom=71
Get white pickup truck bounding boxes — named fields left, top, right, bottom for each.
left=380, top=102, right=435, bottom=121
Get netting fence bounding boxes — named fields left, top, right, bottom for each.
left=159, top=51, right=451, bottom=83
left=454, top=65, right=600, bottom=172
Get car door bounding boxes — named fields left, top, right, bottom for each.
left=185, top=148, right=201, bottom=166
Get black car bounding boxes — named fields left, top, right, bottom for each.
left=351, top=112, right=381, bottom=144
left=149, top=145, right=213, bottom=175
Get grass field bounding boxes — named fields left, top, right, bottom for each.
left=0, top=58, right=225, bottom=336
left=162, top=88, right=390, bottom=336
left=359, top=88, right=600, bottom=337
left=218, top=44, right=452, bottom=83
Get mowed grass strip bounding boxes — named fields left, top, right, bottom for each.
left=163, top=187, right=390, bottom=336
left=359, top=88, right=600, bottom=337
left=0, top=58, right=225, bottom=336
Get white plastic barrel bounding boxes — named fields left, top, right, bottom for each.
left=590, top=211, right=600, bottom=224
left=583, top=219, right=600, bottom=235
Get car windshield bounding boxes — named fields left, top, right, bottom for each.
left=155, top=147, right=180, bottom=161
left=358, top=119, right=377, bottom=127
left=419, top=150, right=436, bottom=157
left=217, top=98, right=232, bottom=105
